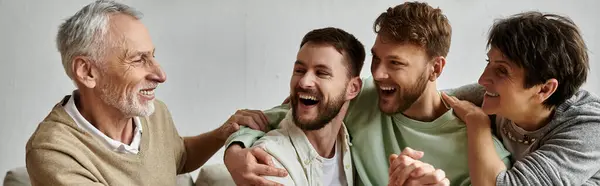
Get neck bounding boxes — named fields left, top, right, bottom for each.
left=76, top=90, right=135, bottom=144
left=511, top=104, right=555, bottom=131
left=304, top=103, right=348, bottom=159
left=403, top=83, right=448, bottom=122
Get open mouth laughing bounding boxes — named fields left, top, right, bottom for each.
left=298, top=93, right=320, bottom=106
left=377, top=83, right=398, bottom=96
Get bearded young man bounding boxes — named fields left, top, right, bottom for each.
left=247, top=27, right=364, bottom=186
left=222, top=2, right=511, bottom=186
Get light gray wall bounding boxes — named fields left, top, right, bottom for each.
left=1, top=0, right=598, bottom=181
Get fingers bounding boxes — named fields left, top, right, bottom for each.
left=440, top=92, right=458, bottom=107
left=247, top=110, right=269, bottom=131
left=249, top=147, right=288, bottom=178
left=242, top=109, right=269, bottom=128
left=232, top=109, right=267, bottom=131
left=400, top=147, right=424, bottom=160
left=389, top=154, right=413, bottom=177
left=256, top=111, right=270, bottom=131
left=389, top=154, right=399, bottom=164
left=239, top=110, right=266, bottom=131
left=388, top=155, right=415, bottom=182
left=251, top=147, right=274, bottom=166
left=390, top=160, right=421, bottom=186
left=247, top=175, right=284, bottom=186
left=417, top=169, right=446, bottom=185
left=252, top=163, right=288, bottom=177
left=223, top=147, right=286, bottom=186
left=230, top=115, right=260, bottom=131
left=388, top=154, right=399, bottom=177
left=224, top=122, right=241, bottom=134
left=411, top=163, right=434, bottom=178
left=429, top=178, right=450, bottom=186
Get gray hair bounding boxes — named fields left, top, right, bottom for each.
left=56, top=0, right=142, bottom=79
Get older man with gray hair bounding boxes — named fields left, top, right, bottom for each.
left=25, top=0, right=252, bottom=185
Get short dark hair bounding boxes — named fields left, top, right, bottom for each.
left=488, top=11, right=589, bottom=107
left=300, top=27, right=365, bottom=77
left=373, top=1, right=452, bottom=58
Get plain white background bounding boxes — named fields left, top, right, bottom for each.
left=1, top=0, right=598, bottom=181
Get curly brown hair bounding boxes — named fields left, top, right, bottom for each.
left=373, top=1, right=452, bottom=58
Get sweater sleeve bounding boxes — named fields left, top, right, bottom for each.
left=441, top=83, right=485, bottom=107
left=496, top=121, right=600, bottom=186
left=26, top=148, right=104, bottom=186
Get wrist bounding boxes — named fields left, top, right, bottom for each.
left=224, top=143, right=243, bottom=158
left=466, top=120, right=492, bottom=135
left=210, top=128, right=228, bottom=143
left=464, top=113, right=490, bottom=126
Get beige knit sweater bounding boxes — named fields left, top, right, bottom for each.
left=25, top=95, right=187, bottom=186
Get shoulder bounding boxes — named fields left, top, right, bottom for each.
left=27, top=120, right=84, bottom=152
left=27, top=98, right=85, bottom=153
left=26, top=120, right=92, bottom=176
left=549, top=90, right=600, bottom=136
left=253, top=129, right=302, bottom=168
left=253, top=129, right=293, bottom=153
left=560, top=90, right=600, bottom=117
left=254, top=129, right=305, bottom=185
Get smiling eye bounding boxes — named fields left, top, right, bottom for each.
left=497, top=67, right=508, bottom=74
left=316, top=71, right=330, bottom=77
left=294, top=69, right=306, bottom=74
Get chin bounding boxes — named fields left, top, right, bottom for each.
left=481, top=105, right=497, bottom=115
left=378, top=104, right=396, bottom=114
left=298, top=115, right=316, bottom=123
left=131, top=103, right=155, bottom=117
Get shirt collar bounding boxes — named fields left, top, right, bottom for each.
left=280, top=110, right=351, bottom=163
left=63, top=91, right=143, bottom=154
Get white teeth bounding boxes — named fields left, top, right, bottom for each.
left=380, top=86, right=396, bottom=91
left=299, top=94, right=318, bottom=101
left=140, top=90, right=154, bottom=96
left=485, top=91, right=499, bottom=97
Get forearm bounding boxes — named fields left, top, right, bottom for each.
left=466, top=119, right=506, bottom=186
left=224, top=104, right=291, bottom=149
left=181, top=130, right=225, bottom=172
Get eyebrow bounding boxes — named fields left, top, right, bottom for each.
left=371, top=48, right=402, bottom=60
left=487, top=56, right=514, bottom=70
left=126, top=48, right=155, bottom=59
left=315, top=64, right=332, bottom=71
left=294, top=60, right=332, bottom=71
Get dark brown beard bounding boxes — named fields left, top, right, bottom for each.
left=291, top=86, right=347, bottom=131
left=385, top=69, right=429, bottom=114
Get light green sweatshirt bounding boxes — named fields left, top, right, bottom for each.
left=226, top=76, right=511, bottom=186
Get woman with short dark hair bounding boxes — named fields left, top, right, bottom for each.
left=443, top=11, right=600, bottom=186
